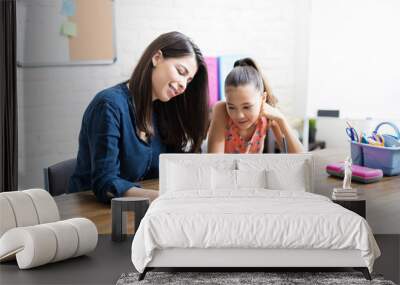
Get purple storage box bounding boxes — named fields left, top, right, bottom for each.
left=350, top=141, right=400, bottom=176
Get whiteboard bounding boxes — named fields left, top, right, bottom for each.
left=17, top=0, right=116, bottom=67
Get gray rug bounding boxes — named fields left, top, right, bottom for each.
left=116, top=271, right=396, bottom=285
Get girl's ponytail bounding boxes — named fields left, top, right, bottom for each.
left=231, top=57, right=278, bottom=107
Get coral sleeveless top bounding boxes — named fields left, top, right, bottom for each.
left=224, top=116, right=268, bottom=153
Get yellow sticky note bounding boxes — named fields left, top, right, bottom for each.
left=61, top=21, right=77, bottom=37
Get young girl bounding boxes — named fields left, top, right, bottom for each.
left=207, top=58, right=303, bottom=154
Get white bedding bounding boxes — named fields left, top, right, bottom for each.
left=131, top=190, right=380, bottom=273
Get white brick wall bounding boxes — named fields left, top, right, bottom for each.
left=17, top=0, right=310, bottom=189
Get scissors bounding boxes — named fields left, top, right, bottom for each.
left=346, top=127, right=359, bottom=142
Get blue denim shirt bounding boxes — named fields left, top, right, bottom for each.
left=69, top=83, right=167, bottom=203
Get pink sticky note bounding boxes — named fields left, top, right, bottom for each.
left=205, top=57, right=219, bottom=107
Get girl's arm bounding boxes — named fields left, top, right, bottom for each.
left=273, top=118, right=304, bottom=153
left=261, top=102, right=304, bottom=153
left=207, top=102, right=227, bottom=153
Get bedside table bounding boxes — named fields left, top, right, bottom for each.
left=111, top=197, right=150, bottom=242
left=332, top=199, right=366, bottom=219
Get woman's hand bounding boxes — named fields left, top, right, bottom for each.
left=124, top=187, right=159, bottom=203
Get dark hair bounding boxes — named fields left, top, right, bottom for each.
left=128, top=31, right=209, bottom=152
left=225, top=57, right=277, bottom=106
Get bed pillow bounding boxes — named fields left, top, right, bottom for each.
left=266, top=162, right=307, bottom=191
left=166, top=162, right=212, bottom=192
left=211, top=169, right=268, bottom=191
left=211, top=168, right=237, bottom=191
left=237, top=158, right=310, bottom=192
left=236, top=169, right=268, bottom=189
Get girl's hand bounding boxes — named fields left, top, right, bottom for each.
left=260, top=101, right=305, bottom=153
left=260, top=101, right=284, bottom=122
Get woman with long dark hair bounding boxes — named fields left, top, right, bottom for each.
left=69, top=32, right=209, bottom=203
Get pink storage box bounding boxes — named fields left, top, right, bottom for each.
left=326, top=162, right=383, bottom=184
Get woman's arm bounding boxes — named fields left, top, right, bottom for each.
left=87, top=101, right=147, bottom=201
left=207, top=102, right=227, bottom=153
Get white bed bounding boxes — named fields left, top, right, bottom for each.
left=131, top=154, right=380, bottom=280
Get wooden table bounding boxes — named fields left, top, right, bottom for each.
left=54, top=179, right=159, bottom=234
left=55, top=149, right=400, bottom=234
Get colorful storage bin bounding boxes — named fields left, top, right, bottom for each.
left=351, top=141, right=400, bottom=176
